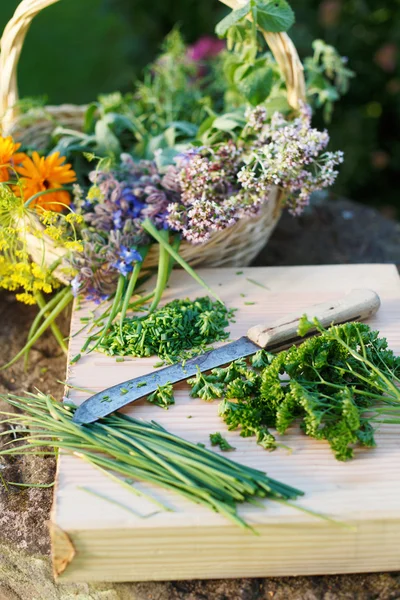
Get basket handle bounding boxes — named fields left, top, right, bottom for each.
left=0, top=0, right=306, bottom=133
left=219, top=0, right=306, bottom=109
left=0, top=0, right=60, bottom=133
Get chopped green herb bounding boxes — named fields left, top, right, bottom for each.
left=99, top=296, right=235, bottom=364
left=244, top=301, right=256, bottom=305
left=70, top=354, right=81, bottom=364
left=137, top=381, right=147, bottom=388
left=236, top=271, right=244, bottom=275
left=147, top=383, right=175, bottom=409
left=188, top=369, right=225, bottom=402
left=210, top=432, right=236, bottom=452
left=246, top=278, right=269, bottom=290
left=187, top=415, right=193, bottom=419
left=240, top=293, right=246, bottom=297
left=101, top=395, right=111, bottom=403
left=116, top=357, right=124, bottom=363
left=120, top=388, right=128, bottom=395
left=153, top=361, right=165, bottom=368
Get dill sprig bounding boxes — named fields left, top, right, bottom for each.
left=0, top=392, right=306, bottom=531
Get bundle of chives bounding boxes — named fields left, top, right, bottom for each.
left=0, top=392, right=305, bottom=530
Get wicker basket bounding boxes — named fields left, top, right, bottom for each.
left=0, top=0, right=306, bottom=273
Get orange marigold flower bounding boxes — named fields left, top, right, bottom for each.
left=16, top=151, right=77, bottom=212
left=0, top=135, right=25, bottom=182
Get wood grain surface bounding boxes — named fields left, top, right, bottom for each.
left=52, top=264, right=400, bottom=582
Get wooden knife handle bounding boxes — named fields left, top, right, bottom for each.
left=246, top=289, right=381, bottom=351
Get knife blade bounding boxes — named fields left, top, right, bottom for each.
left=72, top=288, right=380, bottom=424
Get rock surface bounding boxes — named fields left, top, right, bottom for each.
left=1, top=196, right=400, bottom=600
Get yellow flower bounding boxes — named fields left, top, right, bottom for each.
left=0, top=135, right=25, bottom=182
left=44, top=225, right=63, bottom=241
left=64, top=240, right=84, bottom=252
left=87, top=185, right=103, bottom=201
left=15, top=292, right=36, bottom=305
left=65, top=212, right=83, bottom=225
left=16, top=151, right=77, bottom=212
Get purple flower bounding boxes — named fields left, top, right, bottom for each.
left=85, top=288, right=109, bottom=304
left=113, top=209, right=123, bottom=229
left=187, top=36, right=225, bottom=62
left=111, top=260, right=133, bottom=277
left=119, top=246, right=143, bottom=264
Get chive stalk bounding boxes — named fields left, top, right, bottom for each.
left=0, top=392, right=310, bottom=531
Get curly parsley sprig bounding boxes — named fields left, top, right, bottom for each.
left=188, top=320, right=400, bottom=461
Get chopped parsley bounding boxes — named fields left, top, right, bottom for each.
left=209, top=432, right=236, bottom=451
left=147, top=382, right=174, bottom=409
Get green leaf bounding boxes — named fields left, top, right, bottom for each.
left=256, top=0, right=295, bottom=33
left=197, top=115, right=216, bottom=141
left=213, top=112, right=246, bottom=132
left=154, top=147, right=180, bottom=171
left=84, top=103, right=98, bottom=134
left=215, top=2, right=251, bottom=37
left=95, top=119, right=121, bottom=155
left=168, top=121, right=198, bottom=138
left=297, top=314, right=314, bottom=337
left=237, top=65, right=273, bottom=105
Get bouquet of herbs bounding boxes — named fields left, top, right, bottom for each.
left=0, top=0, right=352, bottom=367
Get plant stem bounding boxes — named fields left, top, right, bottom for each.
left=1, top=290, right=74, bottom=370
left=34, top=290, right=68, bottom=352
left=119, top=247, right=149, bottom=338
left=86, top=274, right=126, bottom=353
left=23, top=287, right=70, bottom=369
left=141, top=219, right=222, bottom=303
left=24, top=188, right=64, bottom=208
left=146, top=230, right=171, bottom=315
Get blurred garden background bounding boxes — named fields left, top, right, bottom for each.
left=0, top=0, right=399, bottom=216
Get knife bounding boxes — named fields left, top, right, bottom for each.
left=72, top=288, right=380, bottom=424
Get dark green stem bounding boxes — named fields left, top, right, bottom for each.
left=2, top=290, right=74, bottom=370
left=24, top=289, right=69, bottom=370
left=146, top=230, right=171, bottom=315
left=86, top=274, right=126, bottom=353
left=141, top=219, right=222, bottom=303
left=119, top=247, right=149, bottom=338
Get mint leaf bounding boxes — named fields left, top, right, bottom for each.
left=237, top=65, right=273, bottom=105
left=215, top=2, right=251, bottom=37
left=256, top=0, right=295, bottom=33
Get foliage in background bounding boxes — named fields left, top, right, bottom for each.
left=0, top=0, right=399, bottom=213
left=290, top=0, right=400, bottom=215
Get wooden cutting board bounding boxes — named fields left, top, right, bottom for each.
left=52, top=264, right=400, bottom=582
